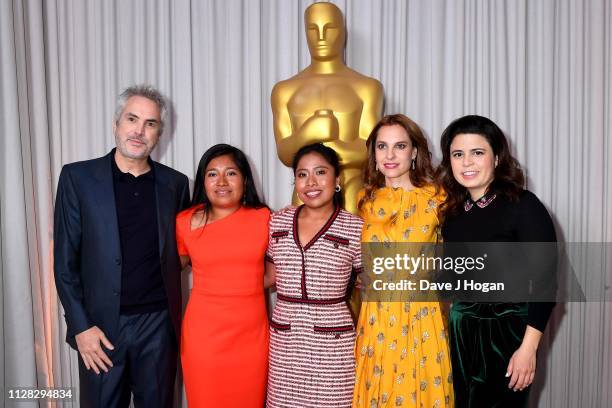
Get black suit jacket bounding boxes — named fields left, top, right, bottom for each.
left=54, top=150, right=190, bottom=349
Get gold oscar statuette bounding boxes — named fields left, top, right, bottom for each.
left=271, top=1, right=384, bottom=215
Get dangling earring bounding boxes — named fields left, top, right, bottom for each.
left=375, top=162, right=379, bottom=172
left=335, top=185, right=341, bottom=192
left=411, top=158, right=416, bottom=170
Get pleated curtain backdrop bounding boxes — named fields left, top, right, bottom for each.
left=1, top=0, right=611, bottom=407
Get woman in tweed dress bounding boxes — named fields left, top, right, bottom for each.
left=265, top=143, right=363, bottom=408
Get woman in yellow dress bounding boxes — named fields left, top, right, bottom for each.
left=353, top=114, right=454, bottom=408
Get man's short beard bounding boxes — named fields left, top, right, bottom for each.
left=114, top=134, right=156, bottom=160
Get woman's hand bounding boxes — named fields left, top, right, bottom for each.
left=354, top=274, right=363, bottom=290
left=180, top=255, right=191, bottom=270
left=506, top=325, right=543, bottom=391
left=264, top=261, right=277, bottom=289
left=506, top=343, right=536, bottom=391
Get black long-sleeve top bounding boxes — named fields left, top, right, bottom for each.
left=441, top=190, right=556, bottom=332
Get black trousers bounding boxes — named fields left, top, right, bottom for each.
left=78, top=309, right=177, bottom=408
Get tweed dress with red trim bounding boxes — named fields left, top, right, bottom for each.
left=265, top=206, right=363, bottom=408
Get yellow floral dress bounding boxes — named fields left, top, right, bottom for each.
left=353, top=186, right=454, bottom=408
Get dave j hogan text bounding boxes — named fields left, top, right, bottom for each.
left=372, top=279, right=505, bottom=293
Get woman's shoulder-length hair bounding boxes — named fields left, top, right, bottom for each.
left=436, top=115, right=525, bottom=218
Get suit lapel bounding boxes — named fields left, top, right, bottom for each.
left=92, top=152, right=121, bottom=255
left=93, top=152, right=173, bottom=259
left=154, top=163, right=173, bottom=255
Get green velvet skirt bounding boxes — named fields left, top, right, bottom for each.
left=449, top=302, right=530, bottom=408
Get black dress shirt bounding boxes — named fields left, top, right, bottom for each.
left=112, top=155, right=167, bottom=314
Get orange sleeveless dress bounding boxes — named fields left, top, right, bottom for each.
left=176, top=206, right=270, bottom=407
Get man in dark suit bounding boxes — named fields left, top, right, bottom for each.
left=54, top=85, right=190, bottom=407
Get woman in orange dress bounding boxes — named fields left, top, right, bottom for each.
left=176, top=144, right=271, bottom=407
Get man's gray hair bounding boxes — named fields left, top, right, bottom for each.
left=114, top=84, right=168, bottom=134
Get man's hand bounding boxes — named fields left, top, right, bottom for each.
left=75, top=326, right=115, bottom=374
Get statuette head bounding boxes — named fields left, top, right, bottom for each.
left=304, top=2, right=346, bottom=61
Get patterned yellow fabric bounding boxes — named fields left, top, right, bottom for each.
left=353, top=186, right=454, bottom=408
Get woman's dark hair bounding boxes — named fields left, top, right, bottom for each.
left=358, top=114, right=435, bottom=211
left=192, top=144, right=266, bottom=223
left=291, top=143, right=343, bottom=208
left=436, top=115, right=525, bottom=217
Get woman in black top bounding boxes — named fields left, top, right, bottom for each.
left=437, top=115, right=556, bottom=407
